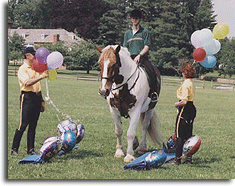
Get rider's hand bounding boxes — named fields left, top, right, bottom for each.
left=134, top=54, right=141, bottom=64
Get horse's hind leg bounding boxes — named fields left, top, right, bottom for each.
left=137, top=109, right=154, bottom=154
left=110, top=109, right=125, bottom=158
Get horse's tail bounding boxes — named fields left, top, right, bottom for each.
left=147, top=110, right=162, bottom=145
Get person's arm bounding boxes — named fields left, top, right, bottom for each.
left=134, top=45, right=149, bottom=63
left=174, top=100, right=187, bottom=108
left=175, top=82, right=189, bottom=107
left=25, top=70, right=49, bottom=87
left=123, top=31, right=129, bottom=48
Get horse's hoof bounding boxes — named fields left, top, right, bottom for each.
left=124, top=154, right=135, bottom=162
left=114, top=149, right=125, bottom=158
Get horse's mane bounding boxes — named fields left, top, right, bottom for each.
left=102, top=45, right=131, bottom=57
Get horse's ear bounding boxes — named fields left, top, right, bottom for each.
left=96, top=46, right=103, bottom=53
left=114, top=45, right=121, bottom=54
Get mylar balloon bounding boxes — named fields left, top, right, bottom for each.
left=213, top=23, right=229, bottom=39
left=35, top=47, right=50, bottom=64
left=200, top=55, right=216, bottom=68
left=32, top=59, right=47, bottom=73
left=47, top=51, right=63, bottom=69
left=193, top=48, right=206, bottom=61
left=48, top=69, right=57, bottom=82
left=60, top=130, right=77, bottom=153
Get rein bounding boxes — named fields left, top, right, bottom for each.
left=112, top=66, right=139, bottom=92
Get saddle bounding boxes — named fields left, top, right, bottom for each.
left=138, top=57, right=161, bottom=109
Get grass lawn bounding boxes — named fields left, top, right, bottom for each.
left=7, top=74, right=235, bottom=179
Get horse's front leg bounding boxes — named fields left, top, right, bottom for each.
left=109, top=107, right=125, bottom=158
left=124, top=108, right=141, bottom=162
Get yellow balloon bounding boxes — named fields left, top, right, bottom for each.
left=48, top=69, right=57, bottom=82
left=213, top=23, right=229, bottom=39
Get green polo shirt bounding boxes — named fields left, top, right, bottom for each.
left=123, top=26, right=151, bottom=56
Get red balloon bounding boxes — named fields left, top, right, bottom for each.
left=193, top=48, right=206, bottom=62
left=32, top=59, right=47, bottom=73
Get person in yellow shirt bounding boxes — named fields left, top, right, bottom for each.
left=173, top=63, right=197, bottom=165
left=11, top=47, right=49, bottom=155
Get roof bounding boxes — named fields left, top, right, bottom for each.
left=8, top=28, right=83, bottom=46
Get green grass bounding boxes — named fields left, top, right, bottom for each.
left=8, top=75, right=235, bottom=179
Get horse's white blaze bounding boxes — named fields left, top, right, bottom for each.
left=101, top=59, right=110, bottom=91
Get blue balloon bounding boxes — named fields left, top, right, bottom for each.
left=61, top=130, right=77, bottom=152
left=200, top=55, right=216, bottom=68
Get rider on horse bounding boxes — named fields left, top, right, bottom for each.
left=123, top=9, right=159, bottom=104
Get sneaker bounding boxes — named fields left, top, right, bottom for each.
left=27, top=149, right=37, bottom=155
left=171, top=158, right=181, bottom=165
left=11, top=149, right=18, bottom=156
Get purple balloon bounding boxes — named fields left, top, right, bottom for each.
left=35, top=47, right=50, bottom=64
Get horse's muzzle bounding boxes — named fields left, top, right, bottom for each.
left=98, top=88, right=110, bottom=99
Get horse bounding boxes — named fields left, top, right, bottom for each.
left=97, top=45, right=162, bottom=162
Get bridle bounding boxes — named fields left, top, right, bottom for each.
left=101, top=52, right=140, bottom=93
left=111, top=66, right=139, bottom=92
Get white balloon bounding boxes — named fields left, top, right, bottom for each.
left=47, top=51, right=63, bottom=69
left=202, top=39, right=221, bottom=55
left=211, top=39, right=221, bottom=54
left=198, top=28, right=213, bottom=47
left=191, top=30, right=201, bottom=48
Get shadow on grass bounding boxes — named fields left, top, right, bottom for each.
left=56, top=149, right=103, bottom=161
left=189, top=157, right=222, bottom=168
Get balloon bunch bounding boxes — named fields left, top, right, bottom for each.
left=191, top=23, right=229, bottom=68
left=32, top=47, right=63, bottom=81
left=39, top=120, right=85, bottom=161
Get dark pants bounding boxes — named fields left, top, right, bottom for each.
left=175, top=101, right=196, bottom=158
left=131, top=55, right=158, bottom=93
left=12, top=91, right=42, bottom=152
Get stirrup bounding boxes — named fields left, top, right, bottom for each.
left=150, top=92, right=158, bottom=103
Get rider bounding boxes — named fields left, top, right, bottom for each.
left=123, top=9, right=158, bottom=102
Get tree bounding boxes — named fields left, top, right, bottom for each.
left=67, top=40, right=100, bottom=74
left=43, top=0, right=109, bottom=40
left=96, top=0, right=130, bottom=45
left=8, top=32, right=25, bottom=63
left=8, top=0, right=47, bottom=29
left=217, top=38, right=235, bottom=77
left=149, top=0, right=216, bottom=70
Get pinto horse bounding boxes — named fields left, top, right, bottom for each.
left=97, top=45, right=162, bottom=162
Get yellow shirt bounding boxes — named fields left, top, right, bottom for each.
left=18, top=62, right=41, bottom=93
left=177, top=78, right=195, bottom=101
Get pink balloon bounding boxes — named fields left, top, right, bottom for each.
left=46, top=51, right=63, bottom=69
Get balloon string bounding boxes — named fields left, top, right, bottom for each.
left=44, top=79, right=79, bottom=123
left=192, top=60, right=196, bottom=66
